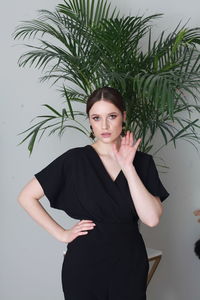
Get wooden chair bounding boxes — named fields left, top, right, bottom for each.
left=146, top=247, right=162, bottom=285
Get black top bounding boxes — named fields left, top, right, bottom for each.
left=35, top=144, right=169, bottom=223
left=35, top=144, right=170, bottom=299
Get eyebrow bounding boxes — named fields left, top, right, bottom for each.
left=90, top=112, right=119, bottom=117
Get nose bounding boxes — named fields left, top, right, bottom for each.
left=101, top=118, right=109, bottom=129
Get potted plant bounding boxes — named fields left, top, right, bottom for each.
left=13, top=0, right=200, bottom=160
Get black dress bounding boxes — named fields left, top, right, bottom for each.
left=35, top=144, right=169, bottom=300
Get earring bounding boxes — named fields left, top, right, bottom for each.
left=89, top=125, right=95, bottom=140
left=121, top=121, right=126, bottom=137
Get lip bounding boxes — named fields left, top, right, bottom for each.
left=101, top=133, right=111, bottom=136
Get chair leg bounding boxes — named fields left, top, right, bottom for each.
left=147, top=255, right=162, bottom=286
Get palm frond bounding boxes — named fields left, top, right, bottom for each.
left=13, top=0, right=200, bottom=157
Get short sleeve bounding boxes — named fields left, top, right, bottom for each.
left=34, top=149, right=73, bottom=210
left=145, top=155, right=170, bottom=202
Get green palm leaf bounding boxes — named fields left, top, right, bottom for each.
left=13, top=0, right=200, bottom=159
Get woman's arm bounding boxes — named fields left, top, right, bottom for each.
left=123, top=165, right=163, bottom=227
left=112, top=131, right=163, bottom=228
left=17, top=177, right=68, bottom=242
left=18, top=178, right=96, bottom=242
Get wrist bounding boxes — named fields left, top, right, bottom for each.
left=56, top=228, right=68, bottom=243
left=122, top=164, right=135, bottom=175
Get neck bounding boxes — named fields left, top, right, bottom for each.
left=92, top=137, right=122, bottom=156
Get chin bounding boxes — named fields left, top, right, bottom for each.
left=99, top=134, right=121, bottom=143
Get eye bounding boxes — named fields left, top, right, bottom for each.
left=92, top=116, right=100, bottom=121
left=109, top=114, right=117, bottom=119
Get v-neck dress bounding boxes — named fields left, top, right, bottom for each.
left=35, top=144, right=169, bottom=300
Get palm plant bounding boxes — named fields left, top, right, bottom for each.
left=13, top=0, right=200, bottom=157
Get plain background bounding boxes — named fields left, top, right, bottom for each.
left=1, top=0, right=200, bottom=299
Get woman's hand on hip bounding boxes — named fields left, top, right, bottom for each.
left=60, top=220, right=96, bottom=243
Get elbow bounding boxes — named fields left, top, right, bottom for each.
left=148, top=204, right=163, bottom=227
left=145, top=213, right=162, bottom=227
left=147, top=217, right=160, bottom=227
left=17, top=189, right=41, bottom=208
left=141, top=216, right=160, bottom=227
left=17, top=191, right=25, bottom=207
left=142, top=199, right=163, bottom=227
left=17, top=190, right=31, bottom=207
left=17, top=178, right=43, bottom=208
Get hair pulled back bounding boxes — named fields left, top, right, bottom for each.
left=86, top=86, right=126, bottom=116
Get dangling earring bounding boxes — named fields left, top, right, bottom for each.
left=121, top=121, right=126, bottom=137
left=89, top=125, right=95, bottom=140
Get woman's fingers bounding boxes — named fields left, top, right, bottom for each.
left=66, top=220, right=96, bottom=243
left=130, top=131, right=134, bottom=145
left=79, top=223, right=96, bottom=230
left=74, top=220, right=96, bottom=233
left=134, top=138, right=142, bottom=150
left=79, top=219, right=94, bottom=224
left=126, top=130, right=130, bottom=144
left=124, top=130, right=136, bottom=146
left=78, top=231, right=89, bottom=235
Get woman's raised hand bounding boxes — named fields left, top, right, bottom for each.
left=61, top=220, right=96, bottom=243
left=112, top=130, right=141, bottom=170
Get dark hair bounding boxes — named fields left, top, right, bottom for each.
left=86, top=86, right=126, bottom=116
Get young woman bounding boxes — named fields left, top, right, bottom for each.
left=18, top=86, right=169, bottom=300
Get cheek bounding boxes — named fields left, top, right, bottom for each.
left=112, top=120, right=123, bottom=136
left=91, top=121, right=98, bottom=128
left=114, top=119, right=123, bottom=129
left=90, top=121, right=101, bottom=133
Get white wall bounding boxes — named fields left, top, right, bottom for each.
left=1, top=1, right=88, bottom=299
left=1, top=0, right=200, bottom=299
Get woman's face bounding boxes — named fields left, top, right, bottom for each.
left=89, top=99, right=126, bottom=143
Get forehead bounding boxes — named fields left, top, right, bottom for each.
left=89, top=100, right=120, bottom=115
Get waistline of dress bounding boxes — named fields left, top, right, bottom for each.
left=92, top=220, right=140, bottom=232
left=66, top=220, right=141, bottom=251
left=93, top=220, right=138, bottom=225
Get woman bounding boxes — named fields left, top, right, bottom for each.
left=18, top=86, right=169, bottom=299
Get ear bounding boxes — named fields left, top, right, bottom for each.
left=123, top=111, right=126, bottom=122
left=88, top=115, right=92, bottom=126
